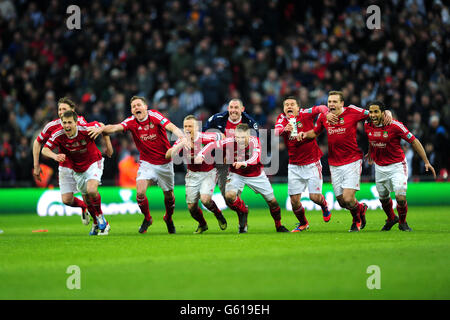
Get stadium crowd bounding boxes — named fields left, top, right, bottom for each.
left=0, top=0, right=448, bottom=187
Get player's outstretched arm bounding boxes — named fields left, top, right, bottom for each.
left=32, top=139, right=43, bottom=181
left=411, top=139, right=436, bottom=179
left=88, top=124, right=123, bottom=139
left=41, top=147, right=66, bottom=163
left=165, top=141, right=186, bottom=160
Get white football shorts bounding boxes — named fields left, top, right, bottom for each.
left=136, top=160, right=174, bottom=192
left=288, top=161, right=323, bottom=196
left=225, top=171, right=275, bottom=202
left=375, top=160, right=408, bottom=199
left=58, top=166, right=78, bottom=195
left=73, top=158, right=104, bottom=195
left=329, top=159, right=362, bottom=197
left=185, top=168, right=218, bottom=204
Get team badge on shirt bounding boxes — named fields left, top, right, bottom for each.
left=297, top=121, right=303, bottom=128
left=383, top=131, right=389, bottom=138
left=149, top=123, right=154, bottom=129
left=339, top=117, right=344, bottom=124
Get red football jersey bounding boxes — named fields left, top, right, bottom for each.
left=173, top=132, right=222, bottom=172
left=37, top=116, right=88, bottom=168
left=225, top=117, right=242, bottom=138
left=274, top=106, right=326, bottom=165
left=120, top=110, right=172, bottom=165
left=314, top=105, right=369, bottom=166
left=201, top=136, right=263, bottom=177
left=364, top=120, right=416, bottom=166
left=46, top=122, right=102, bottom=173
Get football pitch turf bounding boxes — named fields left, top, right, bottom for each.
left=0, top=206, right=449, bottom=300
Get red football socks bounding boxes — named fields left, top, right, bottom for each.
left=397, top=201, right=408, bottom=223
left=164, top=197, right=175, bottom=222
left=293, top=205, right=307, bottom=225
left=381, top=198, right=396, bottom=221
left=349, top=201, right=361, bottom=223
left=190, top=208, right=207, bottom=226
left=269, top=206, right=282, bottom=228
left=137, top=195, right=152, bottom=221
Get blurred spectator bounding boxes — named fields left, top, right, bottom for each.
left=118, top=149, right=139, bottom=188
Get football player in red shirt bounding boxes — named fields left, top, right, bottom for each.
left=33, top=97, right=111, bottom=226
left=166, top=115, right=227, bottom=234
left=88, top=96, right=186, bottom=234
left=299, top=91, right=392, bottom=232
left=42, top=111, right=113, bottom=235
left=274, top=96, right=332, bottom=232
left=197, top=124, right=289, bottom=233
left=364, top=101, right=436, bottom=231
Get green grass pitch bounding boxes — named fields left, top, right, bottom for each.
left=0, top=206, right=449, bottom=300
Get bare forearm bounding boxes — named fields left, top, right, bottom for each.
left=305, top=129, right=317, bottom=139
left=411, top=139, right=430, bottom=164
left=32, top=140, right=42, bottom=166
left=166, top=123, right=185, bottom=139
left=41, top=147, right=58, bottom=161
left=103, top=124, right=123, bottom=134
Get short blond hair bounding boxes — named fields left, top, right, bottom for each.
left=130, top=96, right=147, bottom=105
left=328, top=91, right=344, bottom=102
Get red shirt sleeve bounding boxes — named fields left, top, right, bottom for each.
left=313, top=113, right=325, bottom=135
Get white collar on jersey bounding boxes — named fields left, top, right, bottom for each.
left=137, top=113, right=149, bottom=122
left=68, top=127, right=78, bottom=139
left=227, top=116, right=242, bottom=124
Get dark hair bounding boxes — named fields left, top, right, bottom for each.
left=367, top=100, right=386, bottom=112
left=236, top=123, right=250, bottom=132
left=61, top=110, right=78, bottom=122
left=283, top=96, right=299, bottom=104
left=57, top=97, right=76, bottom=109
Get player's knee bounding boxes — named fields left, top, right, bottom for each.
left=342, top=195, right=355, bottom=208
left=225, top=192, right=236, bottom=204
left=337, top=197, right=348, bottom=209
left=61, top=194, right=73, bottom=206
left=290, top=195, right=301, bottom=209
left=200, top=195, right=212, bottom=207
left=267, top=197, right=278, bottom=208
left=309, top=193, right=321, bottom=204
left=396, top=196, right=406, bottom=207
left=187, top=203, right=197, bottom=213
left=164, top=191, right=175, bottom=202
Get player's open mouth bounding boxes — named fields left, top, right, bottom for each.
left=286, top=110, right=294, bottom=115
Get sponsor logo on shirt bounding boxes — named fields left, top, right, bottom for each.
left=140, top=134, right=157, bottom=141
left=370, top=141, right=387, bottom=148
left=328, top=127, right=346, bottom=135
